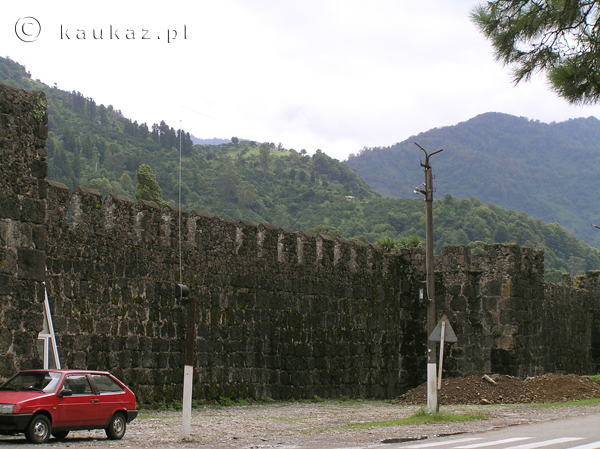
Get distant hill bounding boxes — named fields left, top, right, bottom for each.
left=2, top=55, right=600, bottom=281
left=346, top=112, right=600, bottom=248
left=190, top=136, right=230, bottom=146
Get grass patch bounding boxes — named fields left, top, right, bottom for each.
left=589, top=374, right=600, bottom=381
left=218, top=397, right=235, bottom=407
left=324, top=399, right=395, bottom=409
left=136, top=409, right=154, bottom=419
left=217, top=397, right=252, bottom=406
left=528, top=397, right=600, bottom=408
left=337, top=409, right=487, bottom=431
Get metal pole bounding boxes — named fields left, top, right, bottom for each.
left=415, top=142, right=442, bottom=414
left=182, top=297, right=196, bottom=440
left=425, top=165, right=437, bottom=413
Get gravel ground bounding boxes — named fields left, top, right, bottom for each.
left=1, top=400, right=599, bottom=448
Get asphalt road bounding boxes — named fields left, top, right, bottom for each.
left=387, top=414, right=600, bottom=449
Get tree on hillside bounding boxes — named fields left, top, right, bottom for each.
left=120, top=172, right=133, bottom=192
left=135, top=164, right=164, bottom=205
left=88, top=99, right=96, bottom=122
left=214, top=171, right=240, bottom=201
left=176, top=129, right=194, bottom=156
left=274, top=157, right=285, bottom=178
left=151, top=124, right=159, bottom=143
left=309, top=225, right=342, bottom=238
left=259, top=143, right=271, bottom=172
left=273, top=204, right=291, bottom=228
left=99, top=104, right=107, bottom=125
left=471, top=1, right=600, bottom=104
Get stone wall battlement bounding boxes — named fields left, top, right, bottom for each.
left=44, top=181, right=394, bottom=277
left=43, top=180, right=549, bottom=284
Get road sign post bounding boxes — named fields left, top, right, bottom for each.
left=438, top=320, right=446, bottom=390
left=429, top=314, right=457, bottom=401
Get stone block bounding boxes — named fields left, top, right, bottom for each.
left=32, top=224, right=47, bottom=250
left=17, top=248, right=46, bottom=281
left=0, top=196, right=20, bottom=220
left=29, top=160, right=47, bottom=180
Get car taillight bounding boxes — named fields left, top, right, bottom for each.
left=0, top=404, right=14, bottom=414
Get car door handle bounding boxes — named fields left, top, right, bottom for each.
left=90, top=399, right=99, bottom=402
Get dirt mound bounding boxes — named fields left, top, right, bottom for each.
left=395, top=374, right=600, bottom=405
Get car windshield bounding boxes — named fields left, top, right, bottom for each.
left=0, top=372, right=62, bottom=393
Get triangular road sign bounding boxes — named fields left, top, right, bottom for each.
left=429, top=314, right=457, bottom=342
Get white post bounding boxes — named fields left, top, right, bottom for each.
left=427, top=362, right=437, bottom=413
left=181, top=295, right=196, bottom=440
left=182, top=365, right=193, bottom=439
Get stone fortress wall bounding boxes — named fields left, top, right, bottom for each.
left=2, top=83, right=599, bottom=404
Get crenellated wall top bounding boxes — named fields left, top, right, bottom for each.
left=42, top=181, right=552, bottom=281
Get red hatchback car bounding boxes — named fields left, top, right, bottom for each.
left=0, top=369, right=138, bottom=444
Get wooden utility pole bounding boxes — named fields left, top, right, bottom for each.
left=414, top=142, right=443, bottom=413
left=182, top=296, right=196, bottom=439
left=175, top=283, right=195, bottom=440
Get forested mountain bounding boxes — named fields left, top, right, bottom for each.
left=346, top=113, right=600, bottom=248
left=2, top=55, right=600, bottom=282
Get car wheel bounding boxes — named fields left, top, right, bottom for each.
left=105, top=413, right=126, bottom=440
left=25, top=415, right=51, bottom=444
left=52, top=430, right=69, bottom=440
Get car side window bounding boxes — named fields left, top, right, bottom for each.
left=89, top=374, right=125, bottom=393
left=63, top=375, right=92, bottom=395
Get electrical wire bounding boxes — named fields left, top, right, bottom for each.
left=350, top=167, right=402, bottom=187
left=351, top=167, right=449, bottom=198
left=178, top=111, right=183, bottom=284
left=175, top=102, right=216, bottom=285
left=180, top=105, right=216, bottom=121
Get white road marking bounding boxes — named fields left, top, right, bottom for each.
left=402, top=438, right=484, bottom=448
left=454, top=438, right=534, bottom=448
left=373, top=435, right=600, bottom=449
left=566, top=442, right=600, bottom=449
left=505, top=437, right=584, bottom=449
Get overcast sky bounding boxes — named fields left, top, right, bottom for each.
left=4, top=0, right=600, bottom=161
